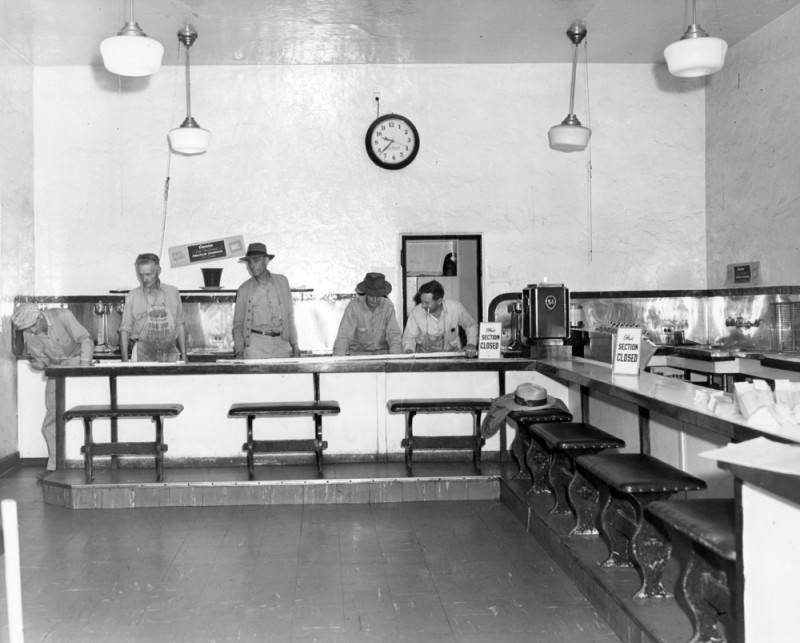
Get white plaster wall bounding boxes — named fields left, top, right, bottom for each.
left=707, top=6, right=800, bottom=286
left=32, top=62, right=707, bottom=309
left=0, top=9, right=33, bottom=461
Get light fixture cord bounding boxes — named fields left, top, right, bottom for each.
left=583, top=38, right=593, bottom=263
left=159, top=151, right=172, bottom=260
left=127, top=0, right=135, bottom=24
left=568, top=39, right=579, bottom=116
left=184, top=42, right=193, bottom=119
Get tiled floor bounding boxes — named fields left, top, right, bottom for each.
left=1, top=467, right=619, bottom=642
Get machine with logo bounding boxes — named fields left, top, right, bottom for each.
left=522, top=283, right=570, bottom=344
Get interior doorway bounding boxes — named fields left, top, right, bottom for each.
left=400, top=235, right=483, bottom=324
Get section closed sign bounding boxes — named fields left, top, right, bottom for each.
left=612, top=328, right=642, bottom=375
left=478, top=322, right=502, bottom=359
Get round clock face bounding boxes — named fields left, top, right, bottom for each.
left=365, top=114, right=419, bottom=170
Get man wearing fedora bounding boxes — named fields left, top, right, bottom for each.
left=333, top=272, right=402, bottom=356
left=233, top=242, right=300, bottom=359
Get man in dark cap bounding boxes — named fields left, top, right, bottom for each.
left=12, top=303, right=94, bottom=475
left=333, top=272, right=402, bottom=356
left=233, top=242, right=300, bottom=358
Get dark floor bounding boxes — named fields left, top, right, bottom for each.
left=0, top=466, right=620, bottom=642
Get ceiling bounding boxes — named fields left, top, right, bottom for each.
left=5, top=0, right=800, bottom=67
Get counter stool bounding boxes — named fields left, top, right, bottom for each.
left=646, top=499, right=737, bottom=642
left=507, top=407, right=573, bottom=481
left=64, top=403, right=183, bottom=483
left=526, top=422, right=625, bottom=520
left=575, top=453, right=707, bottom=599
left=228, top=401, right=340, bottom=479
left=387, top=398, right=492, bottom=476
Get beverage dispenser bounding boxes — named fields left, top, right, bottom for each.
left=522, top=283, right=570, bottom=342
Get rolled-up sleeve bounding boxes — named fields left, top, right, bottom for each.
left=402, top=307, right=422, bottom=352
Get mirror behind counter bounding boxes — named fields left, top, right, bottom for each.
left=12, top=292, right=352, bottom=361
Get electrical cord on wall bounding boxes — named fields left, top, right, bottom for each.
left=583, top=38, right=593, bottom=264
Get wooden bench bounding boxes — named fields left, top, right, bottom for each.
left=526, top=423, right=625, bottom=522
left=228, top=401, right=341, bottom=479
left=64, top=404, right=183, bottom=483
left=574, top=453, right=707, bottom=599
left=646, top=499, right=737, bottom=642
left=387, top=398, right=492, bottom=476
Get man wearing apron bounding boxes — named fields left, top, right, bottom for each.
left=402, top=279, right=479, bottom=357
left=233, top=242, right=300, bottom=359
left=119, top=253, right=187, bottom=362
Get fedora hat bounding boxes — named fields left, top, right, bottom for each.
left=239, top=242, right=275, bottom=262
left=356, top=272, right=392, bottom=297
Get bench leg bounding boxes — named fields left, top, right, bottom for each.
left=314, top=414, right=324, bottom=477
left=547, top=453, right=573, bottom=516
left=82, top=417, right=94, bottom=484
left=598, top=490, right=635, bottom=568
left=568, top=469, right=600, bottom=536
left=245, top=416, right=255, bottom=480
left=472, top=411, right=483, bottom=475
left=403, top=412, right=415, bottom=476
left=525, top=438, right=551, bottom=496
left=153, top=416, right=165, bottom=482
left=510, top=424, right=532, bottom=479
left=631, top=514, right=673, bottom=599
left=679, top=542, right=735, bottom=643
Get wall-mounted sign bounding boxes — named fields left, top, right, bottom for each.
left=725, top=261, right=760, bottom=286
left=168, top=235, right=246, bottom=268
left=612, top=327, right=642, bottom=376
left=478, top=322, right=502, bottom=359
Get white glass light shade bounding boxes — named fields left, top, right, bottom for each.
left=168, top=125, right=211, bottom=155
left=548, top=123, right=591, bottom=152
left=100, top=34, right=164, bottom=77
left=664, top=36, right=727, bottom=78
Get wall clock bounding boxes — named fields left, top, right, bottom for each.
left=365, top=114, right=420, bottom=170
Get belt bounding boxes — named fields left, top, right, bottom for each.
left=250, top=329, right=281, bottom=337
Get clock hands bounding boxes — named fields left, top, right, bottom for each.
left=380, top=137, right=395, bottom=153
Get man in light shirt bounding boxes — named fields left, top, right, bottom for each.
left=402, top=279, right=478, bottom=357
left=233, top=242, right=300, bottom=358
left=12, top=303, right=94, bottom=475
left=333, top=272, right=402, bottom=356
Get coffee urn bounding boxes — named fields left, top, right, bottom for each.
left=522, top=283, right=570, bottom=343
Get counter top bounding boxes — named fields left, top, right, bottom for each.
left=45, top=355, right=539, bottom=378
left=533, top=357, right=800, bottom=444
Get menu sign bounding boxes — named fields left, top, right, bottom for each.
left=478, top=322, right=502, bottom=359
left=612, top=328, right=642, bottom=376
left=169, top=235, right=246, bottom=267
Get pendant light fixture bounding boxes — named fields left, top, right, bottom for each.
left=100, top=0, right=164, bottom=77
left=168, top=26, right=211, bottom=156
left=548, top=23, right=591, bottom=153
left=664, top=0, right=727, bottom=78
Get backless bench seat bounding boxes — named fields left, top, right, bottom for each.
left=646, top=499, right=737, bottom=642
left=387, top=398, right=493, bottom=476
left=228, top=401, right=341, bottom=479
left=575, top=453, right=707, bottom=599
left=64, top=403, right=183, bottom=483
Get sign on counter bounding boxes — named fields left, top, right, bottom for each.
left=478, top=322, right=502, bottom=359
left=168, top=235, right=246, bottom=267
left=612, top=327, right=642, bottom=376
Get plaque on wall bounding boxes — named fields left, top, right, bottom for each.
left=168, top=235, right=246, bottom=268
left=725, top=261, right=760, bottom=286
